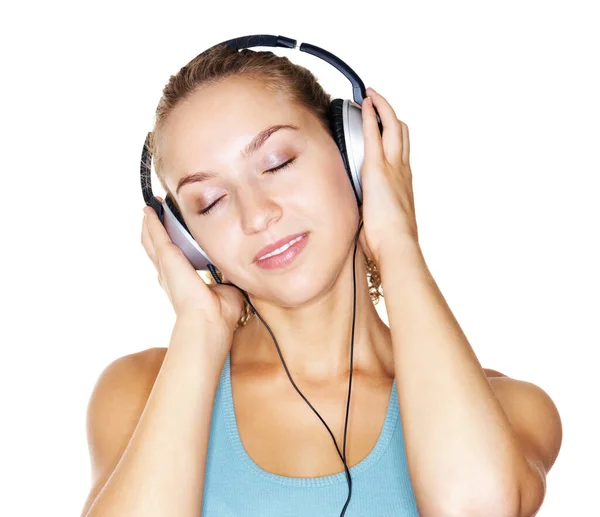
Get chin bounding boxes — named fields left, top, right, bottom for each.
left=270, top=260, right=342, bottom=308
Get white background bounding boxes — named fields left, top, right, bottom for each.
left=1, top=1, right=597, bottom=515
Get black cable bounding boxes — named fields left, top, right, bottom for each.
left=209, top=219, right=364, bottom=516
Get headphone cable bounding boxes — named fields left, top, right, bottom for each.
left=209, top=219, right=363, bottom=516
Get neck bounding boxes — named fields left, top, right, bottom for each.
left=231, top=246, right=394, bottom=386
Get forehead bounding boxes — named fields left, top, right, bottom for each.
left=160, top=77, right=309, bottom=173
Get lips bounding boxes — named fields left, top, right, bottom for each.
left=253, top=231, right=308, bottom=263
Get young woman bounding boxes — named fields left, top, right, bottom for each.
left=81, top=44, right=562, bottom=517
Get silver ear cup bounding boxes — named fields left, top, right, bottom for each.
left=342, top=99, right=365, bottom=205
left=161, top=199, right=212, bottom=271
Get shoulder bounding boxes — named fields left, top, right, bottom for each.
left=85, top=347, right=168, bottom=473
left=87, top=345, right=169, bottom=418
left=95, top=347, right=168, bottom=394
left=483, top=368, right=507, bottom=378
left=81, top=347, right=169, bottom=516
left=130, top=346, right=168, bottom=375
left=482, top=367, right=562, bottom=477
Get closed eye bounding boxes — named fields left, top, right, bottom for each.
left=198, top=157, right=297, bottom=216
left=266, top=156, right=296, bottom=174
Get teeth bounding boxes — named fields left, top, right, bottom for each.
left=259, top=235, right=304, bottom=260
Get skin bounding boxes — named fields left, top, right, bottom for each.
left=159, top=75, right=395, bottom=386
left=153, top=76, right=408, bottom=478
left=142, top=77, right=561, bottom=514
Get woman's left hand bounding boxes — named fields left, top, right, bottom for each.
left=358, top=87, right=420, bottom=266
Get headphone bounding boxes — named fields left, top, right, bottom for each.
left=140, top=34, right=382, bottom=278
left=140, top=35, right=383, bottom=516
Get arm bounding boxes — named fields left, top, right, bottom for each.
left=81, top=316, right=228, bottom=517
left=356, top=87, right=560, bottom=516
left=379, top=241, right=553, bottom=517
left=486, top=375, right=562, bottom=517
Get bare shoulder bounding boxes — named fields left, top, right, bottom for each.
left=86, top=345, right=168, bottom=447
left=131, top=346, right=168, bottom=377
left=483, top=368, right=508, bottom=378
left=81, top=347, right=168, bottom=516
left=93, top=346, right=168, bottom=400
left=86, top=346, right=169, bottom=438
left=483, top=368, right=562, bottom=478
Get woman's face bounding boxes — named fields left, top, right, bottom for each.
left=160, top=76, right=361, bottom=307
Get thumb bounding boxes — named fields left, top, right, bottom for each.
left=362, top=97, right=385, bottom=166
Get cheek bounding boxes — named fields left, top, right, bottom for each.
left=190, top=225, right=241, bottom=270
left=326, top=155, right=360, bottom=211
left=322, top=153, right=362, bottom=238
left=319, top=141, right=357, bottom=198
left=306, top=161, right=359, bottom=235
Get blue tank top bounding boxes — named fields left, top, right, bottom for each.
left=201, top=352, right=420, bottom=516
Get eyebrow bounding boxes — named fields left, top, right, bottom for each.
left=175, top=124, right=299, bottom=194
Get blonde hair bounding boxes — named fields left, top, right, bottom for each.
left=148, top=43, right=383, bottom=331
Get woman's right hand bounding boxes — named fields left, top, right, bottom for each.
left=141, top=198, right=246, bottom=338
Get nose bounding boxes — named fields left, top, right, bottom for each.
left=237, top=184, right=281, bottom=234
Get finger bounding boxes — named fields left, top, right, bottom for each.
left=142, top=215, right=168, bottom=293
left=143, top=204, right=174, bottom=255
left=143, top=207, right=170, bottom=279
left=141, top=211, right=159, bottom=270
left=400, top=121, right=410, bottom=166
left=366, top=87, right=404, bottom=165
left=143, top=205, right=195, bottom=291
left=362, top=97, right=385, bottom=166
left=143, top=211, right=173, bottom=293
